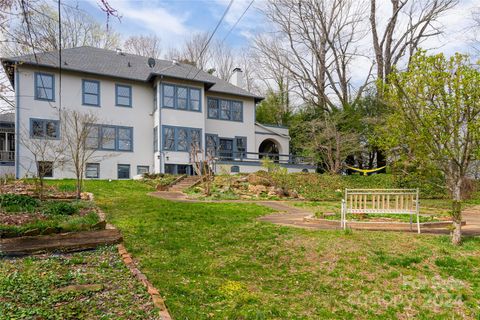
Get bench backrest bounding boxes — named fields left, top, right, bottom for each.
left=343, top=189, right=419, bottom=214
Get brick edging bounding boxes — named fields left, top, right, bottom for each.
left=86, top=192, right=173, bottom=319
left=118, top=244, right=172, bottom=320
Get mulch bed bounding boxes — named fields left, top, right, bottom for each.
left=0, top=181, right=89, bottom=200
left=0, top=207, right=94, bottom=226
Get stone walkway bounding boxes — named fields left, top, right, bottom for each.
left=150, top=191, right=480, bottom=236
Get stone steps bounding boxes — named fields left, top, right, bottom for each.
left=168, top=176, right=201, bottom=192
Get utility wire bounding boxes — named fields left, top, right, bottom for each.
left=220, top=0, right=254, bottom=45
left=185, top=0, right=234, bottom=80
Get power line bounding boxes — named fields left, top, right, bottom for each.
left=185, top=0, right=234, bottom=80
left=220, top=0, right=254, bottom=45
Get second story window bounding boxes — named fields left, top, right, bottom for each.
left=30, top=118, right=60, bottom=139
left=35, top=73, right=55, bottom=101
left=116, top=84, right=132, bottom=107
left=207, top=98, right=243, bottom=122
left=82, top=80, right=100, bottom=106
left=86, top=125, right=133, bottom=152
left=161, top=83, right=202, bottom=112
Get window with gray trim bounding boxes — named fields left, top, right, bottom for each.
left=116, top=84, right=132, bottom=107
left=87, top=125, right=133, bottom=152
left=35, top=73, right=54, bottom=101
left=118, top=127, right=133, bottom=151
left=30, top=118, right=60, bottom=139
left=207, top=98, right=243, bottom=122
left=235, top=136, right=247, bottom=158
left=206, top=134, right=218, bottom=157
left=137, top=166, right=149, bottom=175
left=162, top=126, right=202, bottom=152
left=161, top=84, right=202, bottom=112
left=117, top=164, right=130, bottom=179
left=82, top=80, right=100, bottom=106
left=85, top=163, right=100, bottom=178
left=37, top=161, right=53, bottom=177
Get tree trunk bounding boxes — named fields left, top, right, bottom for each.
left=451, top=182, right=463, bottom=245
left=76, top=178, right=82, bottom=200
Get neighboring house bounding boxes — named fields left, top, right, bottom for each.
left=1, top=46, right=314, bottom=179
left=0, top=112, right=15, bottom=177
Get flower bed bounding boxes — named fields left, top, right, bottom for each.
left=0, top=190, right=102, bottom=238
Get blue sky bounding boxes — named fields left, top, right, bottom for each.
left=68, top=0, right=262, bottom=49
left=65, top=0, right=479, bottom=58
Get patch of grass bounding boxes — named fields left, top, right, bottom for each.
left=43, top=179, right=480, bottom=319
left=0, top=246, right=158, bottom=319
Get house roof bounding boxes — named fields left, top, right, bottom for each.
left=1, top=46, right=263, bottom=101
left=0, top=112, right=14, bottom=123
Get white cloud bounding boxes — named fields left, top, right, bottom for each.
left=85, top=0, right=191, bottom=48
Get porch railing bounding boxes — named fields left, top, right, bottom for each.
left=0, top=151, right=14, bottom=162
left=216, top=151, right=312, bottom=165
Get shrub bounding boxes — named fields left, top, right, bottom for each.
left=43, top=201, right=78, bottom=216
left=0, top=194, right=39, bottom=212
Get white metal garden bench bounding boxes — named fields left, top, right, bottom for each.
left=341, top=189, right=421, bottom=233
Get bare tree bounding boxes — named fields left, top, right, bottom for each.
left=261, top=0, right=371, bottom=112
left=189, top=140, right=215, bottom=196
left=235, top=48, right=260, bottom=94
left=1, top=2, right=120, bottom=57
left=124, top=34, right=162, bottom=58
left=370, top=0, right=457, bottom=84
left=0, top=1, right=120, bottom=111
left=20, top=124, right=66, bottom=200
left=210, top=40, right=235, bottom=81
left=169, top=32, right=211, bottom=70
left=301, top=114, right=361, bottom=174
left=60, top=109, right=114, bottom=199
left=252, top=35, right=292, bottom=117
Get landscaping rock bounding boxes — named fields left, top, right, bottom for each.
left=92, top=221, right=107, bottom=230
left=42, top=227, right=57, bottom=235
left=274, top=188, right=286, bottom=197
left=22, top=228, right=40, bottom=236
left=247, top=174, right=272, bottom=186
left=288, top=190, right=299, bottom=198
left=248, top=184, right=267, bottom=195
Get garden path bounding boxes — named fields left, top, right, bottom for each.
left=150, top=191, right=480, bottom=236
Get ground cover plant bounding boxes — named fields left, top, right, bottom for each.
left=46, top=180, right=480, bottom=319
left=0, top=246, right=158, bottom=319
left=185, top=172, right=455, bottom=202
left=0, top=184, right=101, bottom=238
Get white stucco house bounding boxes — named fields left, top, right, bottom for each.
left=1, top=46, right=314, bottom=179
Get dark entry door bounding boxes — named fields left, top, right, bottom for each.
left=219, top=138, right=233, bottom=160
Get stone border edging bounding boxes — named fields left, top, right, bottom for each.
left=118, top=244, right=172, bottom=320
left=87, top=192, right=173, bottom=320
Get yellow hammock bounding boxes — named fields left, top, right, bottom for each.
left=346, top=165, right=386, bottom=176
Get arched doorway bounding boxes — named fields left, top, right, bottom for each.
left=259, top=139, right=280, bottom=162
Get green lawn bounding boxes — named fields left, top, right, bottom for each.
left=0, top=246, right=158, bottom=319
left=46, top=180, right=480, bottom=319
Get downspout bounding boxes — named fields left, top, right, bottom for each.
left=14, top=65, right=20, bottom=179
left=158, top=77, right=164, bottom=173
